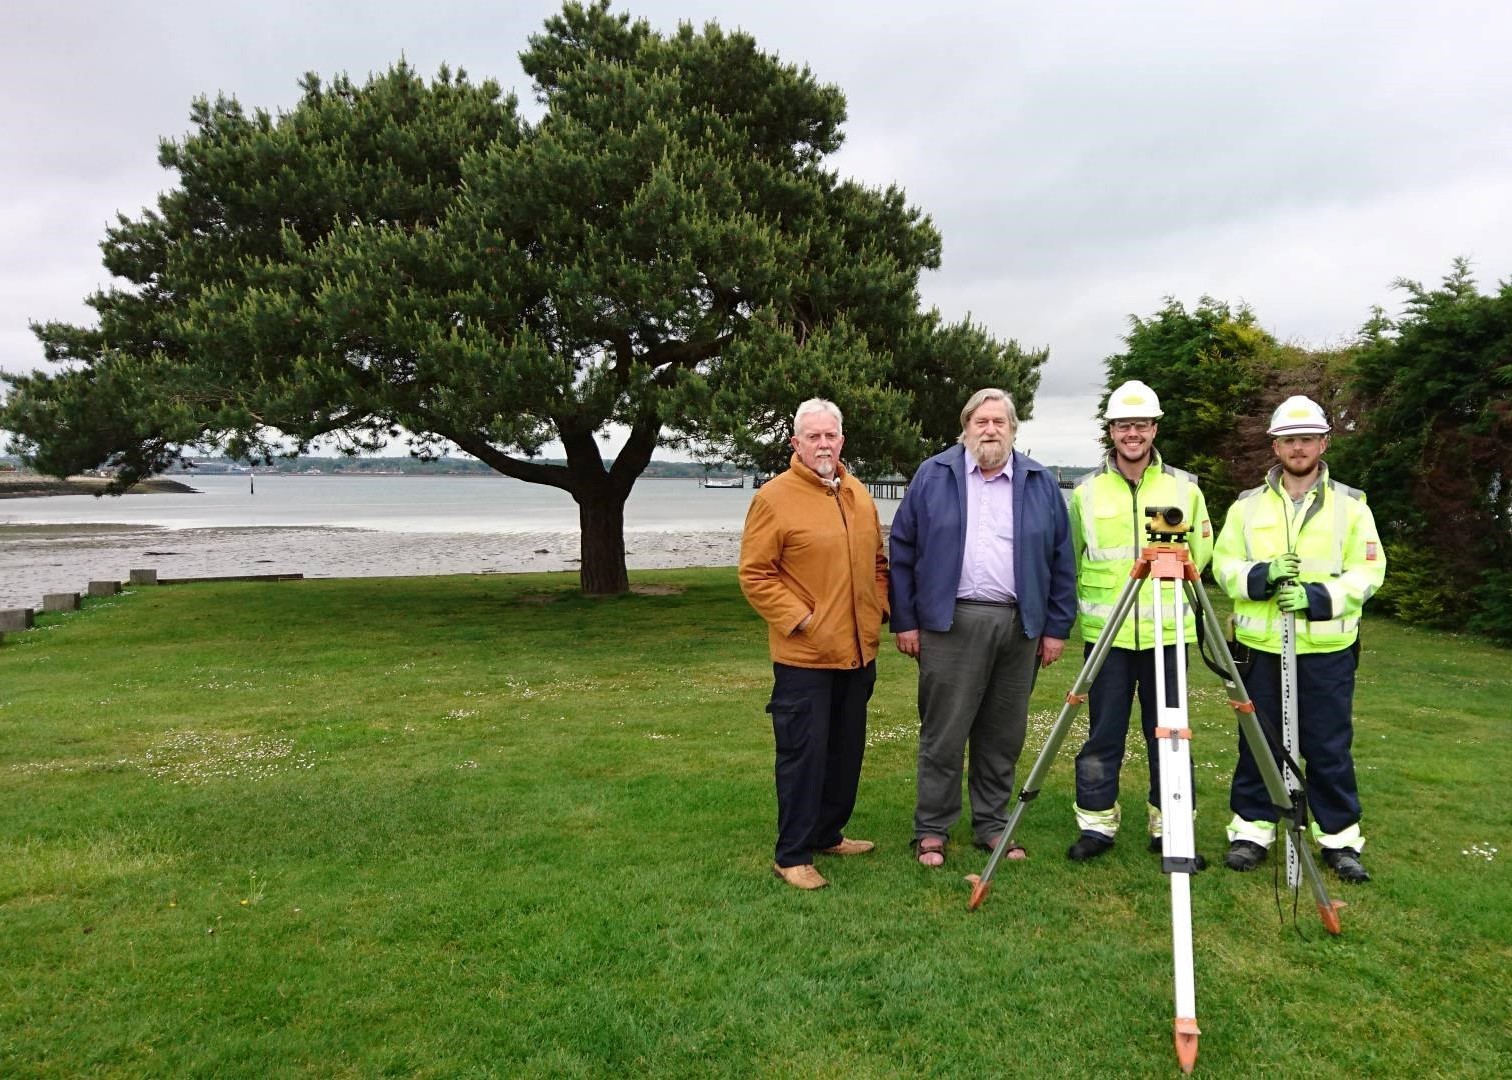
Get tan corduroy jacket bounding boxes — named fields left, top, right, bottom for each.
left=739, top=455, right=890, bottom=669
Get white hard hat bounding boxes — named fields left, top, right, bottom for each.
left=1267, top=395, right=1331, bottom=436
left=1104, top=380, right=1163, bottom=421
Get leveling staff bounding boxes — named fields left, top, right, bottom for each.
left=1213, top=395, right=1386, bottom=884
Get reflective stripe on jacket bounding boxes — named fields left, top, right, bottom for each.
left=1212, top=463, right=1385, bottom=654
left=1067, top=451, right=1212, bottom=650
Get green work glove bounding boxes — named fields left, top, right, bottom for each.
left=1267, top=553, right=1301, bottom=583
left=1276, top=584, right=1309, bottom=613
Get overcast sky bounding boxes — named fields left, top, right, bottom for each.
left=5, top=0, right=1510, bottom=464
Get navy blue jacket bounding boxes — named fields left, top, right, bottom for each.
left=889, top=445, right=1077, bottom=640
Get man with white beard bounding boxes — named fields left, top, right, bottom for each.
left=740, top=398, right=890, bottom=890
left=889, top=388, right=1077, bottom=867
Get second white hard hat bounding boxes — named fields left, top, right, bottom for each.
left=1104, top=380, right=1163, bottom=421
left=1267, top=395, right=1331, bottom=436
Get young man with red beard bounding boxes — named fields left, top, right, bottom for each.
left=1213, top=396, right=1386, bottom=883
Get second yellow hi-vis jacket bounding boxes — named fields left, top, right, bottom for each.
left=1068, top=451, right=1212, bottom=651
left=1212, top=463, right=1386, bottom=654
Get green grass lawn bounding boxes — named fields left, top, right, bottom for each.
left=2, top=568, right=1507, bottom=1078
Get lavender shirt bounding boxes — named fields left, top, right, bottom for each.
left=956, top=451, right=1017, bottom=602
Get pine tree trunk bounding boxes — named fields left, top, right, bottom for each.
left=577, top=491, right=630, bottom=596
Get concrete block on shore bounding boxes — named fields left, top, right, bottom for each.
left=159, top=573, right=305, bottom=586
left=43, top=593, right=82, bottom=612
left=89, top=580, right=122, bottom=597
left=128, top=568, right=158, bottom=586
left=0, top=608, right=36, bottom=631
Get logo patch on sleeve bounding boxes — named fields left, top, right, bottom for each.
left=1365, top=541, right=1378, bottom=561
left=1201, top=519, right=1211, bottom=538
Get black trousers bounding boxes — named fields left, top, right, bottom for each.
left=767, top=661, right=876, bottom=868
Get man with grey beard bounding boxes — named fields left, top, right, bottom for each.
left=740, top=398, right=890, bottom=890
left=889, top=388, right=1077, bottom=867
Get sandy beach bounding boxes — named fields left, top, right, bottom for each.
left=0, top=524, right=744, bottom=611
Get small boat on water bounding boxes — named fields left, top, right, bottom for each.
left=700, top=476, right=745, bottom=489
left=181, top=460, right=252, bottom=474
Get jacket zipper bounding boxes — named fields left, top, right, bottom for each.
left=1128, top=471, right=1142, bottom=651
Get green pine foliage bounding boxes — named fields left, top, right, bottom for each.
left=0, top=1, right=1043, bottom=596
left=1329, top=259, right=1512, bottom=643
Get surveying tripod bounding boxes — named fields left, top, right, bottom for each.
left=964, top=507, right=1345, bottom=1075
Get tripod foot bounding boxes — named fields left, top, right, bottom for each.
left=1174, top=1017, right=1200, bottom=1074
left=1318, top=899, right=1346, bottom=936
left=964, top=873, right=991, bottom=911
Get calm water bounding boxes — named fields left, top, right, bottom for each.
left=0, top=474, right=901, bottom=533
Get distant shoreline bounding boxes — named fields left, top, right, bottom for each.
left=0, top=475, right=198, bottom=499
left=0, top=523, right=745, bottom=611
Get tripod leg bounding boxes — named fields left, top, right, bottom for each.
left=1159, top=722, right=1201, bottom=1073
left=967, top=573, right=1144, bottom=911
left=1186, top=579, right=1344, bottom=934
left=1155, top=579, right=1200, bottom=1073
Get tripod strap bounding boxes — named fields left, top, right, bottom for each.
left=1191, top=582, right=1251, bottom=682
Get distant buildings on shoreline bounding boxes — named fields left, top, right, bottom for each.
left=2, top=454, right=1096, bottom=488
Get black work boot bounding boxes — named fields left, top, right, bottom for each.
left=1224, top=839, right=1268, bottom=871
left=1322, top=846, right=1371, bottom=883
left=1067, top=833, right=1115, bottom=861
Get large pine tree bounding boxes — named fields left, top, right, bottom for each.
left=2, top=2, right=1045, bottom=594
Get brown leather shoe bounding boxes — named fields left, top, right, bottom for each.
left=773, top=863, right=829, bottom=889
left=818, top=837, right=875, bottom=856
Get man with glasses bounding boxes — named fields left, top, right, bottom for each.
left=1065, top=380, right=1213, bottom=863
left=1212, top=395, right=1385, bottom=883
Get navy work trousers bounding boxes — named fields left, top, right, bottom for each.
left=767, top=660, right=876, bottom=868
left=1230, top=647, right=1361, bottom=835
left=1073, top=643, right=1185, bottom=817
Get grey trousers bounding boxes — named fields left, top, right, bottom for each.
left=913, top=600, right=1041, bottom=845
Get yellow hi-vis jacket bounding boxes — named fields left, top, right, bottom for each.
left=1068, top=451, right=1212, bottom=650
left=1212, top=463, right=1385, bottom=654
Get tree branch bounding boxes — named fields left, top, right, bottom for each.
left=643, top=333, right=735, bottom=372
left=609, top=414, right=660, bottom=495
left=444, top=428, right=573, bottom=491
